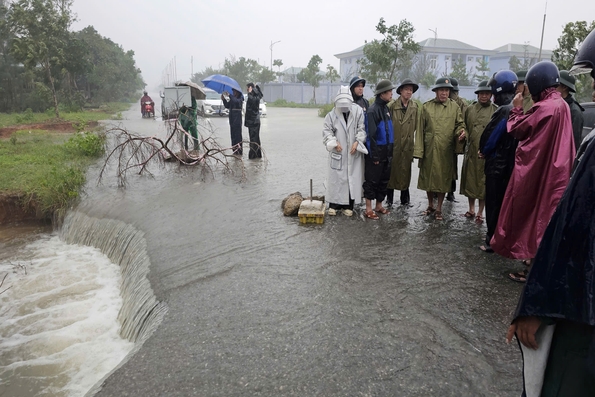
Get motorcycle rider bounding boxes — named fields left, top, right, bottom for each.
left=140, top=91, right=154, bottom=116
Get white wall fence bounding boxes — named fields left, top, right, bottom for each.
left=262, top=82, right=484, bottom=105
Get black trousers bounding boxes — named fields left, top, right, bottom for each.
left=363, top=157, right=391, bottom=202
left=485, top=175, right=509, bottom=246
left=248, top=125, right=262, bottom=159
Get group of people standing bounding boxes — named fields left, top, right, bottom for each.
left=220, top=83, right=264, bottom=159
left=323, top=30, right=595, bottom=394
left=323, top=63, right=583, bottom=281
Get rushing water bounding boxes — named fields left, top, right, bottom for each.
left=2, top=103, right=529, bottom=396
left=0, top=230, right=134, bottom=397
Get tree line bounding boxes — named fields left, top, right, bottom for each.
left=0, top=0, right=144, bottom=117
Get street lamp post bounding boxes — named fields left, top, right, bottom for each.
left=270, top=40, right=281, bottom=71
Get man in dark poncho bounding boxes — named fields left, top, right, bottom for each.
left=505, top=28, right=595, bottom=396
left=478, top=70, right=518, bottom=254
left=222, top=88, right=244, bottom=156
left=244, top=83, right=263, bottom=159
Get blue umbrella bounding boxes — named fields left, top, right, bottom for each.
left=201, top=74, right=243, bottom=95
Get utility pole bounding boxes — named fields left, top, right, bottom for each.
left=538, top=2, right=547, bottom=60
left=270, top=40, right=281, bottom=71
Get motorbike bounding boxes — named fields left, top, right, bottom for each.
left=142, top=101, right=155, bottom=118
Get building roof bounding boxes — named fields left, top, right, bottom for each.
left=492, top=43, right=553, bottom=56
left=418, top=38, right=483, bottom=51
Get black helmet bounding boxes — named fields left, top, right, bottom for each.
left=570, top=28, right=595, bottom=78
left=143, top=90, right=148, bottom=95
left=489, top=70, right=518, bottom=95
left=559, top=70, right=576, bottom=92
left=449, top=77, right=460, bottom=91
left=349, top=76, right=366, bottom=89
left=525, top=61, right=560, bottom=96
left=474, top=80, right=491, bottom=94
left=432, top=77, right=454, bottom=91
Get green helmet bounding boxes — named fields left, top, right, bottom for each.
left=516, top=70, right=528, bottom=83
left=450, top=77, right=460, bottom=91
left=558, top=70, right=576, bottom=93
left=374, top=79, right=396, bottom=95
left=432, top=77, right=454, bottom=91
left=474, top=80, right=491, bottom=94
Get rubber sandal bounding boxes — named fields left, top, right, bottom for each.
left=507, top=270, right=528, bottom=283
left=365, top=210, right=379, bottom=220
left=422, top=206, right=436, bottom=216
left=376, top=207, right=390, bottom=215
left=479, top=245, right=494, bottom=253
left=475, top=215, right=484, bottom=224
left=434, top=211, right=443, bottom=221
left=463, top=211, right=475, bottom=218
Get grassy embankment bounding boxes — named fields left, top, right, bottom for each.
left=0, top=103, right=130, bottom=223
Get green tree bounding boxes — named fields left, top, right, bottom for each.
left=472, top=57, right=490, bottom=85
left=191, top=66, right=222, bottom=86
left=508, top=55, right=521, bottom=72
left=358, top=18, right=421, bottom=84
left=325, top=64, right=340, bottom=83
left=253, top=64, right=276, bottom=85
left=450, top=57, right=471, bottom=86
left=6, top=0, right=73, bottom=118
left=552, top=20, right=595, bottom=102
left=411, top=53, right=436, bottom=89
left=273, top=59, right=283, bottom=73
left=297, top=55, right=323, bottom=104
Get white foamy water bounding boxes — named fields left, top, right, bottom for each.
left=0, top=234, right=134, bottom=397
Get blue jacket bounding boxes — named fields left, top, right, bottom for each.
left=366, top=97, right=393, bottom=162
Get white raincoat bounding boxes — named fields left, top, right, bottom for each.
left=322, top=87, right=367, bottom=205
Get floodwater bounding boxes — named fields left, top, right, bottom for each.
left=2, top=101, right=526, bottom=396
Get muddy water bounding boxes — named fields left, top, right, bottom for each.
left=3, top=101, right=527, bottom=396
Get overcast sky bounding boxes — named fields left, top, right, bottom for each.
left=72, top=0, right=593, bottom=90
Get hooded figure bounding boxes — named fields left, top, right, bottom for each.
left=244, top=83, right=264, bottom=159
left=222, top=88, right=244, bottom=155
left=491, top=61, right=575, bottom=265
left=322, top=86, right=366, bottom=215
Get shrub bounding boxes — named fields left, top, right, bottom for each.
left=318, top=104, right=334, bottom=118
left=64, top=132, right=105, bottom=157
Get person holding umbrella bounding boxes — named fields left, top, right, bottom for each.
left=222, top=88, right=244, bottom=156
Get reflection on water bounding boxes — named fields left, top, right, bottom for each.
left=0, top=233, right=134, bottom=397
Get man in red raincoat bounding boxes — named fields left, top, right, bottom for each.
left=490, top=61, right=575, bottom=283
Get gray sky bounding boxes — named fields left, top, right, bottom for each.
left=72, top=0, right=593, bottom=90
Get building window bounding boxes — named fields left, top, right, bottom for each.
left=476, top=56, right=482, bottom=62
left=467, top=56, right=473, bottom=62
left=445, top=56, right=451, bottom=61
left=430, top=55, right=437, bottom=69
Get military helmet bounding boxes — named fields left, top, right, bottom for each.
left=397, top=78, right=419, bottom=94
left=449, top=77, right=460, bottom=91
left=558, top=70, right=576, bottom=92
left=525, top=61, right=560, bottom=96
left=349, top=76, right=366, bottom=89
left=432, top=77, right=454, bottom=91
left=489, top=70, right=518, bottom=95
left=474, top=80, right=492, bottom=94
left=570, top=28, right=595, bottom=78
left=374, top=79, right=396, bottom=95
left=516, top=70, right=528, bottom=83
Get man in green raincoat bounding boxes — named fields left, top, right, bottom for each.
left=414, top=77, right=466, bottom=221
left=179, top=95, right=198, bottom=151
left=460, top=81, right=497, bottom=223
left=387, top=78, right=420, bottom=206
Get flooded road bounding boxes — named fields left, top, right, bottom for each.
left=9, top=102, right=526, bottom=396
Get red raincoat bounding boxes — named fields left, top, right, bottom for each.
left=491, top=88, right=575, bottom=259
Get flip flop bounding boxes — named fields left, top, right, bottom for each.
left=479, top=245, right=494, bottom=253
left=434, top=211, right=443, bottom=221
left=376, top=207, right=390, bottom=215
left=508, top=270, right=528, bottom=283
left=422, top=206, right=436, bottom=216
left=463, top=211, right=475, bottom=218
left=365, top=210, right=379, bottom=220
left=475, top=215, right=484, bottom=224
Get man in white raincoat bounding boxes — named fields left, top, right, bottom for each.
left=322, top=86, right=367, bottom=216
